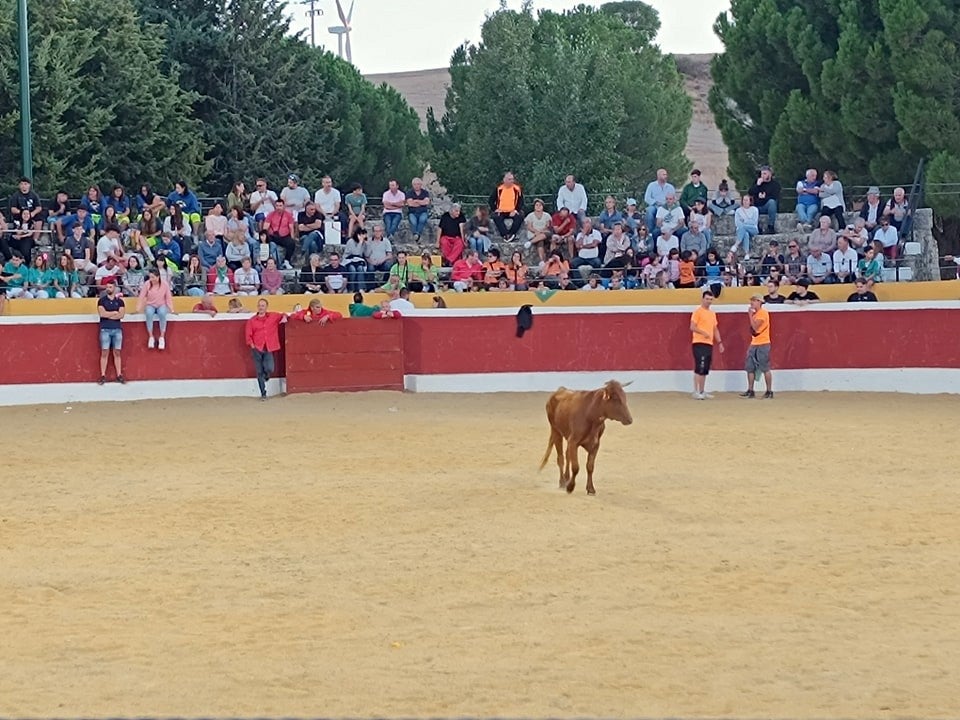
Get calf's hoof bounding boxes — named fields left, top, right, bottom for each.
left=586, top=488, right=596, bottom=496
left=565, top=481, right=575, bottom=494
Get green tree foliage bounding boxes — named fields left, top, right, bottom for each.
left=427, top=2, right=691, bottom=200
left=0, top=0, right=207, bottom=194
left=710, top=0, right=960, bottom=216
left=134, top=0, right=427, bottom=195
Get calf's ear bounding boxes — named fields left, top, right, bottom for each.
left=602, top=389, right=610, bottom=400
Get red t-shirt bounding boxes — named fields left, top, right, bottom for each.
left=245, top=312, right=284, bottom=351
left=551, top=212, right=575, bottom=236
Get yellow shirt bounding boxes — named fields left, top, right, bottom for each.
left=751, top=307, right=771, bottom=346
left=691, top=306, right=717, bottom=345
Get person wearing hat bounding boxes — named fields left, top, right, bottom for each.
left=622, top=197, right=643, bottom=245
left=786, top=277, right=820, bottom=305
left=794, top=168, right=821, bottom=231
left=680, top=169, right=709, bottom=219
left=96, top=278, right=126, bottom=385
left=859, top=185, right=883, bottom=238
left=748, top=165, right=781, bottom=234
left=741, top=294, right=773, bottom=399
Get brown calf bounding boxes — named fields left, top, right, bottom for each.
left=538, top=380, right=633, bottom=495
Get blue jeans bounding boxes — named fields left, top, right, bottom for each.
left=408, top=211, right=428, bottom=237
left=186, top=287, right=204, bottom=297
left=756, top=199, right=778, bottom=230
left=571, top=256, right=602, bottom=282
left=99, top=327, right=123, bottom=350
left=736, top=225, right=758, bottom=255
left=383, top=213, right=402, bottom=237
left=645, top=205, right=659, bottom=234
left=301, top=230, right=323, bottom=257
left=469, top=234, right=492, bottom=255
left=145, top=305, right=168, bottom=334
left=796, top=203, right=818, bottom=224
left=344, top=261, right=367, bottom=291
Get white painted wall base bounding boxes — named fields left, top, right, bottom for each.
left=404, top=369, right=960, bottom=395
left=0, top=378, right=287, bottom=407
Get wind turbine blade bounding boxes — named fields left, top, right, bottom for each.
left=335, top=0, right=348, bottom=26
left=345, top=30, right=352, bottom=63
left=347, top=0, right=354, bottom=23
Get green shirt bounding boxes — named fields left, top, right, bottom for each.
left=46, top=268, right=79, bottom=289
left=858, top=257, right=882, bottom=281
left=345, top=192, right=367, bottom=215
left=3, top=261, right=26, bottom=287
left=349, top=303, right=378, bottom=317
left=680, top=181, right=709, bottom=209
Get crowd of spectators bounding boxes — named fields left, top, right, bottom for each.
left=0, top=164, right=921, bottom=308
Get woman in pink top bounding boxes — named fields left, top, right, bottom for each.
left=137, top=267, right=175, bottom=350
left=259, top=257, right=284, bottom=295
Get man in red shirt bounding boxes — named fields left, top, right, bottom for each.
left=244, top=298, right=287, bottom=400
left=451, top=249, right=484, bottom=292
left=264, top=199, right=296, bottom=267
left=551, top=206, right=576, bottom=260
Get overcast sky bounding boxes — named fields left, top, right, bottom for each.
left=289, top=0, right=731, bottom=75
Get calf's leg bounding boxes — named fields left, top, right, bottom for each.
left=584, top=442, right=600, bottom=495
left=565, top=442, right=580, bottom=494
left=554, top=433, right=567, bottom=488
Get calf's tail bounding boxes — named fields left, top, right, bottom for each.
left=538, top=431, right=554, bottom=471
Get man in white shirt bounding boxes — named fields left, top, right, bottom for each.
left=832, top=235, right=859, bottom=284
left=643, top=168, right=676, bottom=234
left=571, top=217, right=602, bottom=281
left=655, top=193, right=685, bottom=239
left=556, top=175, right=588, bottom=227
left=250, top=178, right=278, bottom=230
left=96, top=226, right=126, bottom=266
left=874, top=216, right=899, bottom=259
left=314, top=175, right=342, bottom=216
left=389, top=288, right=416, bottom=312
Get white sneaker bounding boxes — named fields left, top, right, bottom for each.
left=282, top=260, right=293, bottom=270
left=702, top=392, right=714, bottom=399
left=523, top=241, right=532, bottom=249
left=691, top=391, right=704, bottom=400
left=796, top=222, right=804, bottom=232
left=148, top=336, right=155, bottom=349
left=158, top=337, right=166, bottom=351
left=731, top=242, right=741, bottom=254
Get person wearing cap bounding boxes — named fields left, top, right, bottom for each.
left=794, top=168, right=821, bottom=231
left=643, top=169, right=676, bottom=234
left=680, top=169, right=709, bottom=219
left=622, top=197, right=643, bottom=244
left=874, top=214, right=900, bottom=260
left=96, top=278, right=126, bottom=385
left=709, top=179, right=737, bottom=217
left=381, top=179, right=406, bottom=239
left=859, top=186, right=883, bottom=237
left=741, top=294, right=773, bottom=399
left=689, top=289, right=724, bottom=400
left=786, top=277, right=820, bottom=305
left=748, top=165, right=781, bottom=234
left=280, top=174, right=310, bottom=231
left=556, top=175, right=588, bottom=228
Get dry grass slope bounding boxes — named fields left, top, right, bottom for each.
left=366, top=53, right=732, bottom=191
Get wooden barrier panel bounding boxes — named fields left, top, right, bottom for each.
left=284, top=318, right=404, bottom=393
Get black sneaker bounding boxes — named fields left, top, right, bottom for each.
left=116, top=375, right=126, bottom=384
left=739, top=390, right=755, bottom=398
left=763, top=390, right=774, bottom=399
left=97, top=375, right=106, bottom=385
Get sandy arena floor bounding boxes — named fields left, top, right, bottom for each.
left=1, top=391, right=959, bottom=718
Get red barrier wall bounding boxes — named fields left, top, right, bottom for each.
left=285, top=319, right=404, bottom=392
left=402, top=309, right=960, bottom=373
left=1, top=307, right=958, bottom=397
left=0, top=319, right=284, bottom=384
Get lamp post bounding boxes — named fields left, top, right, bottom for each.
left=18, top=0, right=33, bottom=179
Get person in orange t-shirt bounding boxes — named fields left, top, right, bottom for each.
left=740, top=294, right=773, bottom=398
left=689, top=289, right=724, bottom=399
left=488, top=172, right=524, bottom=240
left=677, top=249, right=697, bottom=288
left=482, top=248, right=507, bottom=289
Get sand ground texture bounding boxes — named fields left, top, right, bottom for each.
left=2, top=391, right=959, bottom=717
left=367, top=54, right=732, bottom=190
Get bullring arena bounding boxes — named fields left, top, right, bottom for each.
left=2, top=285, right=959, bottom=718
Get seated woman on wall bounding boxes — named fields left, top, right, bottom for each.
left=289, top=298, right=342, bottom=325
left=49, top=253, right=85, bottom=299
left=408, top=252, right=438, bottom=293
